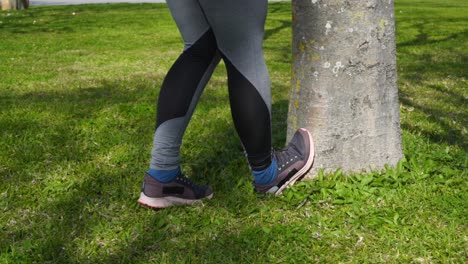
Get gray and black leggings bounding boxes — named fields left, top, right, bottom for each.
left=151, top=0, right=272, bottom=172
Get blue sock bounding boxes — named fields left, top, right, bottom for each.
left=147, top=167, right=181, bottom=183
left=252, top=159, right=278, bottom=185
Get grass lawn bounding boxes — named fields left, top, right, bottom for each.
left=0, top=0, right=466, bottom=262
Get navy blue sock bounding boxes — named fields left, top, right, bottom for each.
left=252, top=158, right=277, bottom=185
left=147, top=167, right=181, bottom=183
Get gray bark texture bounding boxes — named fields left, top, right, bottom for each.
left=288, top=0, right=403, bottom=175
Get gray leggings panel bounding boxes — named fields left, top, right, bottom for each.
left=166, top=0, right=210, bottom=49
left=199, top=0, right=271, bottom=110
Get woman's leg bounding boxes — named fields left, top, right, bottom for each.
left=198, top=0, right=273, bottom=172
left=149, top=0, right=221, bottom=177
left=138, top=0, right=219, bottom=209
left=198, top=0, right=315, bottom=193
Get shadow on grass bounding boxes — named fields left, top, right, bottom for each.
left=398, top=26, right=466, bottom=49
left=98, top=212, right=296, bottom=263
left=264, top=19, right=291, bottom=41
left=396, top=20, right=467, bottom=81
left=0, top=3, right=170, bottom=34
left=1, top=70, right=290, bottom=261
left=400, top=96, right=467, bottom=149
left=395, top=15, right=467, bottom=149
left=0, top=77, right=155, bottom=260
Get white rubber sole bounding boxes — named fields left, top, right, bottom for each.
left=137, top=192, right=214, bottom=209
left=274, top=128, right=315, bottom=196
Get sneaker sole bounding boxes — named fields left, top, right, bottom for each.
left=274, top=128, right=315, bottom=196
left=137, top=192, right=214, bottom=209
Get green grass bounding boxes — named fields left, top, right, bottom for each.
left=0, top=1, right=466, bottom=262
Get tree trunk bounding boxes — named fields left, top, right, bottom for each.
left=2, top=0, right=29, bottom=10
left=288, top=0, right=403, bottom=175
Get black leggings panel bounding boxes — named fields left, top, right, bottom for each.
left=223, top=56, right=272, bottom=170
left=156, top=30, right=218, bottom=129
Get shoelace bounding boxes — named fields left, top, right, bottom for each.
left=275, top=146, right=300, bottom=171
left=175, top=176, right=194, bottom=186
left=175, top=176, right=208, bottom=198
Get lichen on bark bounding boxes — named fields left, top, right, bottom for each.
left=289, top=0, right=403, bottom=175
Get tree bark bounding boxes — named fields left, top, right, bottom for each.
left=2, top=0, right=29, bottom=10
left=288, top=0, right=403, bottom=175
